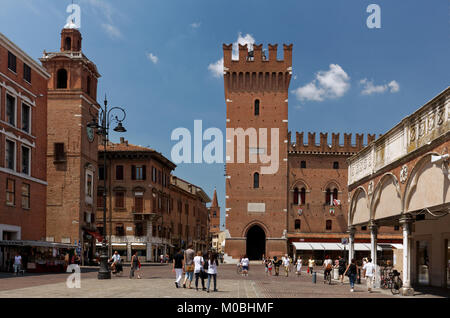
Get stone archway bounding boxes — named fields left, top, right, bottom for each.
left=246, top=225, right=266, bottom=260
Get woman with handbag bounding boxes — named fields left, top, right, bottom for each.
left=183, top=244, right=195, bottom=289
left=193, top=251, right=205, bottom=291
left=343, top=258, right=359, bottom=292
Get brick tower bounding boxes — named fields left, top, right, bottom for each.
left=223, top=43, right=293, bottom=260
left=40, top=25, right=101, bottom=264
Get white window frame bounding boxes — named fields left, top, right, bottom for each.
left=21, top=102, right=32, bottom=134
left=21, top=144, right=31, bottom=176
left=5, top=138, right=16, bottom=171
left=6, top=93, right=17, bottom=127
left=85, top=169, right=94, bottom=204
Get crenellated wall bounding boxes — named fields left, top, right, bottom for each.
left=288, top=131, right=375, bottom=154
left=223, top=43, right=293, bottom=93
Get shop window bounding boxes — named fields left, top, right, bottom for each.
left=6, top=94, right=16, bottom=126
left=115, top=192, right=125, bottom=208
left=21, top=183, right=30, bottom=209
left=416, top=241, right=430, bottom=285
left=253, top=172, right=259, bottom=188
left=116, top=165, right=124, bottom=180
left=23, top=63, right=31, bottom=83
left=57, top=69, right=68, bottom=89
left=295, top=220, right=301, bottom=230
left=8, top=51, right=16, bottom=72
left=6, top=179, right=15, bottom=206
left=326, top=220, right=332, bottom=231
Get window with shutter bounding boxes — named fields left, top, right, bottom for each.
left=131, top=165, right=136, bottom=180
left=116, top=165, right=123, bottom=180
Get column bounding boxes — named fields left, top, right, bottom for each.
left=369, top=221, right=379, bottom=288
left=368, top=221, right=378, bottom=265
left=399, top=214, right=414, bottom=296
left=146, top=221, right=153, bottom=262
left=347, top=226, right=356, bottom=264
left=126, top=243, right=132, bottom=262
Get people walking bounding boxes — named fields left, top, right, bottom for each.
left=283, top=254, right=290, bottom=277
left=338, top=255, right=346, bottom=285
left=183, top=244, right=195, bottom=289
left=363, top=257, right=375, bottom=293
left=323, top=255, right=333, bottom=283
left=264, top=258, right=270, bottom=276
left=173, top=248, right=184, bottom=288
left=13, top=252, right=22, bottom=276
left=206, top=251, right=219, bottom=293
left=129, top=251, right=141, bottom=279
left=273, top=256, right=282, bottom=276
left=308, top=257, right=315, bottom=274
left=193, top=251, right=205, bottom=291
left=343, top=258, right=359, bottom=292
left=240, top=255, right=249, bottom=276
left=295, top=257, right=302, bottom=276
left=268, top=258, right=273, bottom=276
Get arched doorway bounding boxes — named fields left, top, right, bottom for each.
left=246, top=225, right=266, bottom=260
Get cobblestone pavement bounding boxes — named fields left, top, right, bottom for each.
left=0, top=264, right=447, bottom=298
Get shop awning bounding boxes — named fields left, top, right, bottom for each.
left=0, top=240, right=76, bottom=249
left=292, top=242, right=384, bottom=251
left=391, top=244, right=403, bottom=249
left=85, top=230, right=103, bottom=242
left=321, top=243, right=343, bottom=251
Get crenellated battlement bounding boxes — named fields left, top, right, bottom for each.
left=288, top=131, right=376, bottom=154
left=223, top=43, right=293, bottom=92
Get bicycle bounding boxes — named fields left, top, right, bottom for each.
left=390, top=270, right=402, bottom=295
left=323, top=269, right=332, bottom=285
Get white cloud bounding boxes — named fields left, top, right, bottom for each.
left=146, top=53, right=158, bottom=64
left=81, top=0, right=123, bottom=39
left=208, top=58, right=224, bottom=78
left=101, top=23, right=122, bottom=39
left=190, top=22, right=201, bottom=29
left=360, top=79, right=400, bottom=95
left=292, top=64, right=350, bottom=102
left=208, top=32, right=255, bottom=78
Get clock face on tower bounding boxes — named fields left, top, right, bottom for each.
left=87, top=126, right=94, bottom=142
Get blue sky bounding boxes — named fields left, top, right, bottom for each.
left=1, top=0, right=448, bottom=230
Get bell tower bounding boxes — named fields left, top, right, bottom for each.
left=223, top=43, right=293, bottom=260
left=41, top=24, right=101, bottom=264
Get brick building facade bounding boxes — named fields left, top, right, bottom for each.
left=97, top=138, right=210, bottom=261
left=41, top=26, right=101, bottom=264
left=0, top=32, right=50, bottom=242
left=223, top=43, right=402, bottom=261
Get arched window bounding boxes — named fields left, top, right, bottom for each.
left=253, top=172, right=259, bottom=189
left=295, top=220, right=301, bottom=230
left=293, top=187, right=299, bottom=204
left=325, top=188, right=331, bottom=205
left=254, top=99, right=260, bottom=116
left=300, top=187, right=306, bottom=205
left=64, top=37, right=71, bottom=51
left=57, top=69, right=68, bottom=89
left=332, top=188, right=338, bottom=202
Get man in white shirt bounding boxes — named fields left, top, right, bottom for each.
left=14, top=253, right=22, bottom=276
left=363, top=257, right=375, bottom=292
left=283, top=255, right=290, bottom=277
left=109, top=251, right=121, bottom=272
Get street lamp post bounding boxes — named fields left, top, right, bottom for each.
left=88, top=96, right=126, bottom=280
